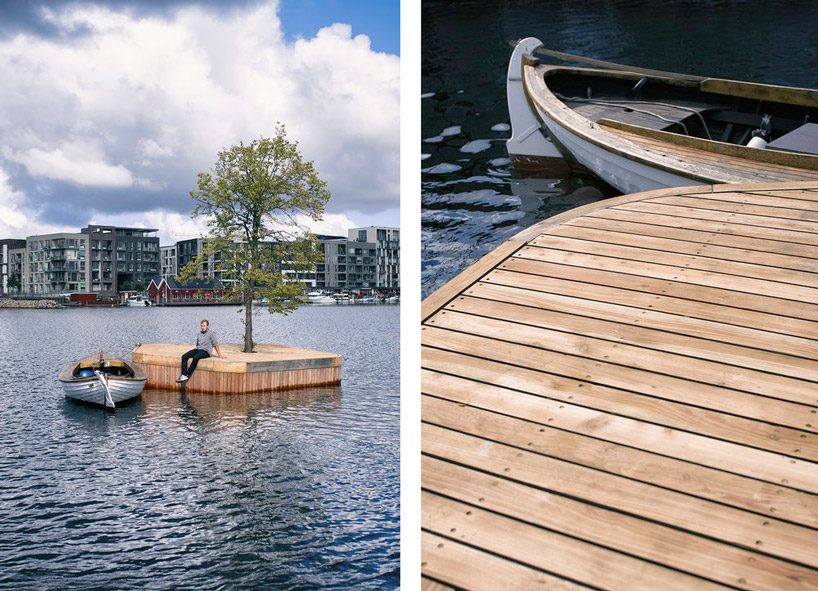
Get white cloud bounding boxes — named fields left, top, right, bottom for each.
left=0, top=166, right=74, bottom=237
left=8, top=145, right=135, bottom=187
left=0, top=0, right=398, bottom=232
left=88, top=210, right=210, bottom=246
left=300, top=212, right=360, bottom=237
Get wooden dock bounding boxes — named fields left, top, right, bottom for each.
left=132, top=343, right=341, bottom=394
left=421, top=181, right=818, bottom=590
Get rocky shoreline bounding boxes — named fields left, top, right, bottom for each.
left=0, top=298, right=63, bottom=309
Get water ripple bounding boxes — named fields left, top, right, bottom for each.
left=0, top=305, right=399, bottom=590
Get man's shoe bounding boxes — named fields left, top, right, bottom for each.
left=176, top=375, right=189, bottom=383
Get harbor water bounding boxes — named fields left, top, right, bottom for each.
left=0, top=304, right=399, bottom=590
left=421, top=0, right=818, bottom=297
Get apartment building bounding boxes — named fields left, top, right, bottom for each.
left=345, top=226, right=400, bottom=289
left=0, top=239, right=25, bottom=295
left=160, top=245, right=177, bottom=280
left=21, top=225, right=159, bottom=295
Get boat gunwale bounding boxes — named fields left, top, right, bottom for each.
left=58, top=356, right=148, bottom=383
left=522, top=63, right=818, bottom=182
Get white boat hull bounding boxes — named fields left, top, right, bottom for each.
left=506, top=37, right=567, bottom=173
left=62, top=377, right=145, bottom=406
left=125, top=298, right=151, bottom=307
left=536, top=103, right=698, bottom=194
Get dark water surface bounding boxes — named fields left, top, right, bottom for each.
left=422, top=0, right=818, bottom=296
left=0, top=305, right=399, bottom=590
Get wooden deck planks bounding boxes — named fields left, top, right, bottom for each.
left=421, top=183, right=818, bottom=590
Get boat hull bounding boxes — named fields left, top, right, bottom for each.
left=506, top=37, right=569, bottom=175
left=509, top=37, right=818, bottom=193
left=59, top=355, right=148, bottom=409
left=125, top=298, right=151, bottom=307
left=536, top=103, right=699, bottom=194
left=62, top=377, right=145, bottom=406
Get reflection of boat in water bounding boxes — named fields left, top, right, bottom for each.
left=508, top=37, right=818, bottom=194
left=124, top=295, right=152, bottom=307
left=306, top=291, right=336, bottom=304
left=59, top=353, right=146, bottom=410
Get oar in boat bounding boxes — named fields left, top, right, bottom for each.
left=93, top=352, right=116, bottom=410
left=523, top=44, right=705, bottom=83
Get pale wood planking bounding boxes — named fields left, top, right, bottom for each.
left=496, top=257, right=818, bottom=327
left=423, top=491, right=731, bottom=591
left=618, top=200, right=818, bottom=234
left=424, top=325, right=818, bottom=428
left=422, top=392, right=818, bottom=518
left=424, top=457, right=818, bottom=591
left=421, top=533, right=589, bottom=591
left=422, top=348, right=818, bottom=462
left=514, top=245, right=818, bottom=305
left=551, top=223, right=818, bottom=273
left=445, top=294, right=818, bottom=381
left=422, top=183, right=818, bottom=590
left=565, top=214, right=818, bottom=262
left=465, top=281, right=818, bottom=360
left=425, top=425, right=818, bottom=568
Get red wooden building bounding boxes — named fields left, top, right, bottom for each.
left=147, top=277, right=226, bottom=305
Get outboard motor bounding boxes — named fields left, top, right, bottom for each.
left=747, top=114, right=772, bottom=149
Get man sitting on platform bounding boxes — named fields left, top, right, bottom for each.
left=177, top=319, right=223, bottom=382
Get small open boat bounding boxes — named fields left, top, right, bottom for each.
left=507, top=37, right=818, bottom=194
left=59, top=353, right=146, bottom=410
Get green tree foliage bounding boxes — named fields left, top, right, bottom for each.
left=8, top=272, right=20, bottom=292
left=182, top=125, right=331, bottom=352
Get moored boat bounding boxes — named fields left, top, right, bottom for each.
left=59, top=353, right=146, bottom=410
left=125, top=295, right=152, bottom=307
left=507, top=37, right=818, bottom=194
left=306, top=291, right=336, bottom=305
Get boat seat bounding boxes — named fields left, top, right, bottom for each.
left=767, top=123, right=818, bottom=156
left=570, top=100, right=714, bottom=133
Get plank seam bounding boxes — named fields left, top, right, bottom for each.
left=422, top=392, right=818, bottom=502
left=428, top=315, right=818, bottom=406
left=421, top=339, right=818, bottom=435
left=483, top=267, right=818, bottom=335
left=520, top=241, right=818, bottom=293
left=421, top=452, right=818, bottom=570
left=421, top=363, right=817, bottom=464
left=460, top=289, right=818, bottom=363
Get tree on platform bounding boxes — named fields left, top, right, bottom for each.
left=8, top=272, right=20, bottom=293
left=181, top=125, right=331, bottom=353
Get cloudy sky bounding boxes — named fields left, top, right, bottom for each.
left=0, top=0, right=399, bottom=244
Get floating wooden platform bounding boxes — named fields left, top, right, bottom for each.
left=421, top=181, right=818, bottom=591
left=132, top=343, right=341, bottom=394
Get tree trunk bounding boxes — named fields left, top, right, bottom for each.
left=244, top=284, right=254, bottom=353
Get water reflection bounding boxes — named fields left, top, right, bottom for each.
left=138, top=386, right=343, bottom=430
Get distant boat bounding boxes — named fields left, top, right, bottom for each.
left=507, top=37, right=818, bottom=194
left=125, top=295, right=152, bottom=307
left=333, top=292, right=352, bottom=303
left=306, top=291, right=336, bottom=305
left=385, top=296, right=400, bottom=304
left=59, top=353, right=146, bottom=410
